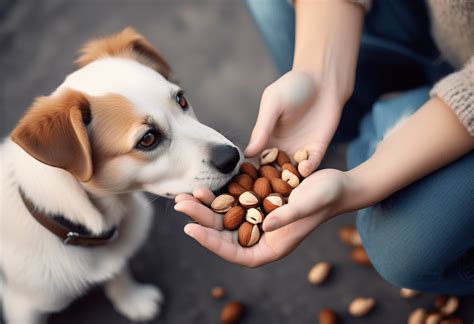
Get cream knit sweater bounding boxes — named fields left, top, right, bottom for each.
left=355, top=0, right=474, bottom=136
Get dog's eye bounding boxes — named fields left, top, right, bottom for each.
left=137, top=130, right=160, bottom=150
left=175, top=91, right=188, bottom=110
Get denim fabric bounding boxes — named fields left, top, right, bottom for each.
left=246, top=0, right=474, bottom=294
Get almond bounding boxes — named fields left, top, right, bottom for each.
left=211, top=194, right=235, bottom=213
left=238, top=191, right=261, bottom=208
left=233, top=173, right=253, bottom=191
left=338, top=226, right=362, bottom=247
left=434, top=295, right=448, bottom=309
left=348, top=297, right=375, bottom=317
left=211, top=286, right=226, bottom=299
left=319, top=308, right=338, bottom=324
left=239, top=162, right=258, bottom=180
left=440, top=318, right=463, bottom=324
left=276, top=150, right=291, bottom=167
left=439, top=296, right=459, bottom=315
left=238, top=221, right=260, bottom=247
left=260, top=147, right=279, bottom=165
left=262, top=193, right=285, bottom=214
left=270, top=178, right=292, bottom=196
left=307, top=262, right=332, bottom=285
left=220, top=301, right=245, bottom=323
left=350, top=246, right=371, bottom=266
left=227, top=181, right=246, bottom=197
left=281, top=163, right=300, bottom=178
left=245, top=208, right=264, bottom=225
left=408, top=308, right=427, bottom=324
left=425, top=312, right=443, bottom=324
left=223, top=206, right=245, bottom=230
left=400, top=288, right=419, bottom=299
left=253, top=177, right=272, bottom=199
left=294, top=149, right=309, bottom=163
left=281, top=169, right=300, bottom=188
left=259, top=165, right=281, bottom=180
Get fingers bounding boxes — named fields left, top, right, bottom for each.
left=262, top=204, right=303, bottom=232
left=192, top=187, right=215, bottom=206
left=174, top=200, right=223, bottom=230
left=184, top=223, right=260, bottom=267
left=297, top=142, right=327, bottom=177
left=244, top=92, right=281, bottom=157
left=175, top=193, right=200, bottom=204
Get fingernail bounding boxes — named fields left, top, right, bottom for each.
left=264, top=218, right=279, bottom=232
left=184, top=226, right=194, bottom=238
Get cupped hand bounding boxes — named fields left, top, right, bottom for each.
left=174, top=169, right=350, bottom=267
left=245, top=70, right=343, bottom=177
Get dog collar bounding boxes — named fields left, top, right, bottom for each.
left=19, top=188, right=118, bottom=247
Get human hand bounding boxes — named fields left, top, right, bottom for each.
left=245, top=70, right=344, bottom=177
left=174, top=169, right=352, bottom=267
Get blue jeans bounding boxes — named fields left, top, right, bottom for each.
left=247, top=0, right=474, bottom=294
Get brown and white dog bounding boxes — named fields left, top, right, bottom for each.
left=0, top=28, right=241, bottom=323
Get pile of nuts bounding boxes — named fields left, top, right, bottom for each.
left=210, top=147, right=309, bottom=247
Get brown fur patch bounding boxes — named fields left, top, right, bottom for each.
left=75, top=27, right=171, bottom=79
left=11, top=90, right=93, bottom=181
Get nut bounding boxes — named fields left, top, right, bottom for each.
left=318, top=308, right=338, bottom=324
left=294, top=149, right=309, bottom=163
left=270, top=178, right=292, bottom=196
left=434, top=295, right=447, bottom=309
left=262, top=193, right=285, bottom=214
left=307, top=262, right=331, bottom=285
left=220, top=301, right=245, bottom=323
left=238, top=221, right=260, bottom=247
left=253, top=177, right=272, bottom=199
left=211, top=194, right=236, bottom=213
left=239, top=162, right=258, bottom=180
left=440, top=318, right=463, bottom=324
left=223, top=206, right=245, bottom=230
left=425, top=312, right=443, bottom=324
left=350, top=246, right=371, bottom=266
left=439, top=296, right=459, bottom=315
left=400, top=288, right=419, bottom=299
left=260, top=147, right=279, bottom=165
left=238, top=191, right=261, bottom=208
left=227, top=181, right=246, bottom=197
left=233, top=173, right=253, bottom=191
left=281, top=163, right=300, bottom=178
left=281, top=169, right=300, bottom=188
left=408, top=308, right=427, bottom=324
left=211, top=286, right=226, bottom=299
left=259, top=165, right=281, bottom=180
left=338, top=226, right=362, bottom=247
left=348, top=297, right=375, bottom=317
left=245, top=208, right=264, bottom=225
left=276, top=150, right=291, bottom=167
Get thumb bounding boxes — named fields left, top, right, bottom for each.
left=262, top=204, right=303, bottom=232
left=245, top=93, right=281, bottom=157
left=297, top=142, right=328, bottom=177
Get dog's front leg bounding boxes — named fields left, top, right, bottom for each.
left=104, top=266, right=164, bottom=322
left=3, top=286, right=46, bottom=324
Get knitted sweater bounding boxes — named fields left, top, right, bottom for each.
left=355, top=0, right=474, bottom=136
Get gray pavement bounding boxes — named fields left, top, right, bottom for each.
left=1, top=1, right=472, bottom=323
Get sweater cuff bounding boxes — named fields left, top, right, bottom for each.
left=430, top=57, right=474, bottom=136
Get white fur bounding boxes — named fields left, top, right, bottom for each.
left=0, top=56, right=240, bottom=323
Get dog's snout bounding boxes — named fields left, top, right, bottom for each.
left=209, top=145, right=240, bottom=174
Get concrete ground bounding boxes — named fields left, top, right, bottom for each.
left=0, top=1, right=472, bottom=323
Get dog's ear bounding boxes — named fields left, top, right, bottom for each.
left=11, top=90, right=93, bottom=182
left=75, top=27, right=171, bottom=79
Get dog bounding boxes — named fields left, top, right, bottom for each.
left=0, top=27, right=241, bottom=323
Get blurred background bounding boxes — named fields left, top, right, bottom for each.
left=0, top=0, right=472, bottom=323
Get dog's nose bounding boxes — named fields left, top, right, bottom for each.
left=209, top=145, right=240, bottom=174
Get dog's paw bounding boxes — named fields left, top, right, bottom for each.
left=111, top=284, right=164, bottom=322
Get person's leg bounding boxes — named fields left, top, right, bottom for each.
left=348, top=87, right=474, bottom=294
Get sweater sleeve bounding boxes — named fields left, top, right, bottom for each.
left=430, top=56, right=474, bottom=136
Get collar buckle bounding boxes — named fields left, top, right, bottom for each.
left=64, top=232, right=80, bottom=245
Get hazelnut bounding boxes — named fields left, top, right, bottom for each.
left=220, top=301, right=245, bottom=323
left=211, top=286, right=226, bottom=299
left=318, top=308, right=338, bottom=324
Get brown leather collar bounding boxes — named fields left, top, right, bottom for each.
left=19, top=188, right=118, bottom=247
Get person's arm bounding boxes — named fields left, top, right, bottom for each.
left=340, top=97, right=473, bottom=213
left=245, top=0, right=364, bottom=177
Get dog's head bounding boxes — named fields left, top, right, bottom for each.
left=11, top=27, right=241, bottom=197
